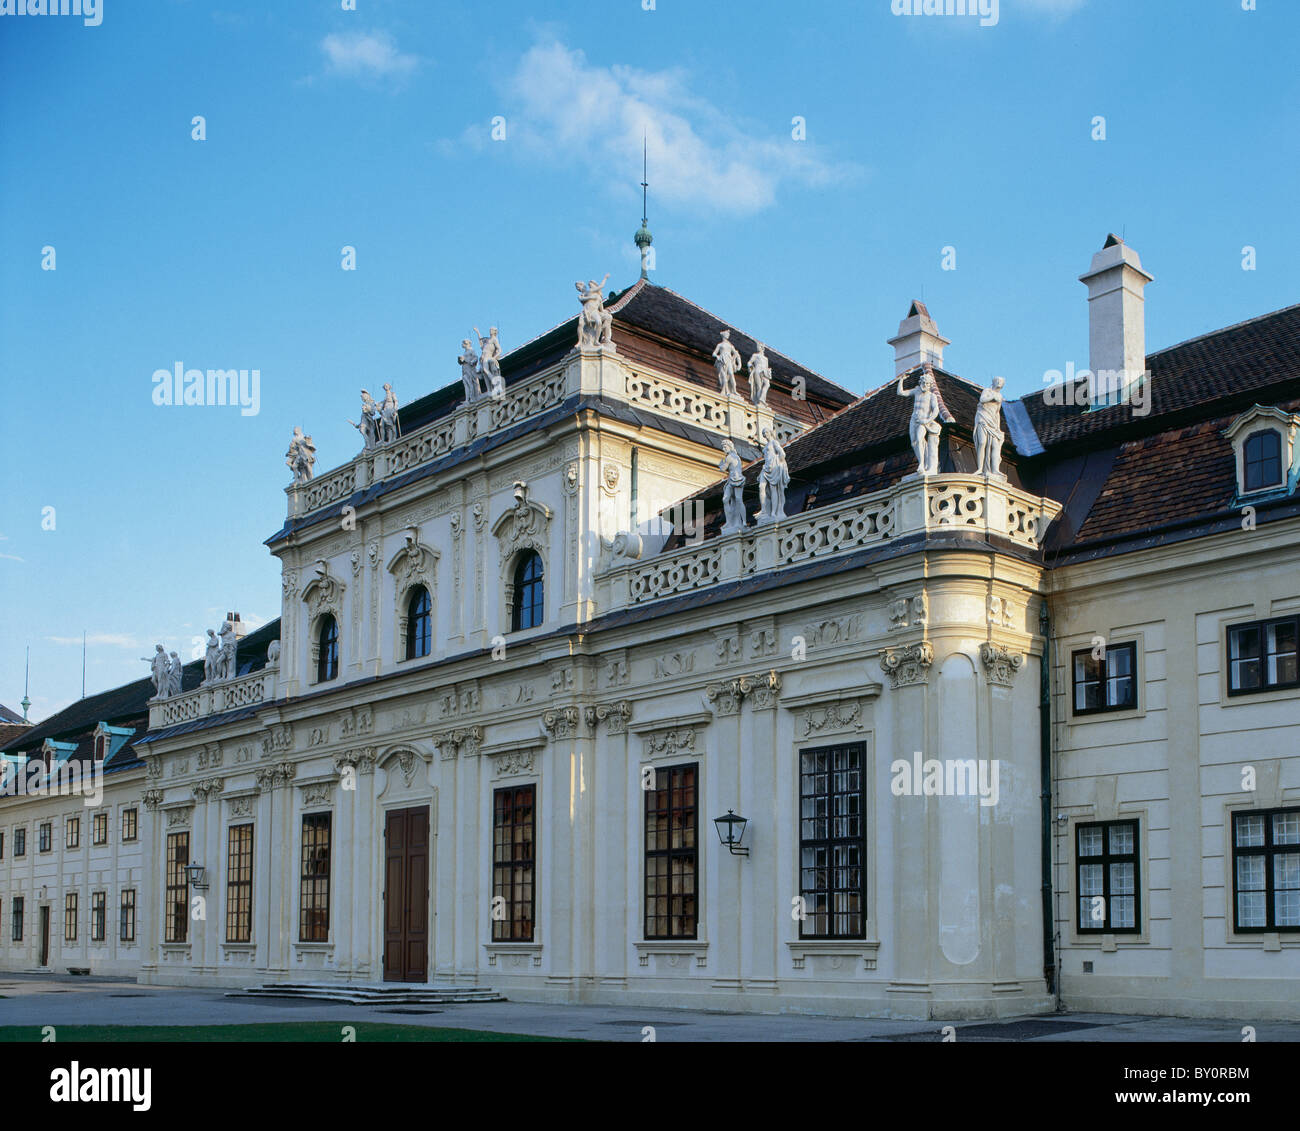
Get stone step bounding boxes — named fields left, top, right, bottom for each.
left=227, top=981, right=505, bottom=1005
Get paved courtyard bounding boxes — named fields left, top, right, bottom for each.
left=0, top=974, right=1294, bottom=1041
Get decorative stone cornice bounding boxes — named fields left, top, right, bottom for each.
left=879, top=642, right=934, bottom=689
left=641, top=726, right=700, bottom=759
left=191, top=777, right=225, bottom=801
left=703, top=669, right=782, bottom=715
left=583, top=700, right=632, bottom=734
left=979, top=642, right=1025, bottom=686
left=260, top=723, right=293, bottom=759
left=541, top=705, right=582, bottom=740
left=432, top=726, right=483, bottom=761
left=491, top=748, right=536, bottom=778
left=337, top=706, right=374, bottom=740
left=164, top=803, right=194, bottom=828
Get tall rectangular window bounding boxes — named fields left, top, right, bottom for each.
left=64, top=891, right=78, bottom=942
left=14, top=827, right=24, bottom=857
left=0, top=830, right=4, bottom=859
left=121, top=808, right=138, bottom=842
left=643, top=764, right=698, bottom=939
left=66, top=817, right=80, bottom=850
left=165, top=831, right=189, bottom=943
left=226, top=824, right=254, bottom=943
left=1076, top=820, right=1140, bottom=932
left=120, top=889, right=137, bottom=943
left=92, top=812, right=108, bottom=846
left=1227, top=617, right=1300, bottom=696
left=1233, top=808, right=1300, bottom=931
left=492, top=785, right=536, bottom=941
left=1072, top=642, right=1138, bottom=714
left=800, top=742, right=866, bottom=939
left=11, top=897, right=22, bottom=942
left=299, top=814, right=331, bottom=942
left=39, top=822, right=51, bottom=853
left=91, top=892, right=106, bottom=942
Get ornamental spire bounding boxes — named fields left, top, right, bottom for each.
left=634, top=135, right=653, bottom=279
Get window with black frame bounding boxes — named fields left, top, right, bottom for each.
left=64, top=891, right=77, bottom=942
left=121, top=807, right=137, bottom=842
left=1227, top=616, right=1299, bottom=696
left=405, top=587, right=432, bottom=660
left=1243, top=430, right=1283, bottom=492
left=11, top=897, right=22, bottom=942
left=13, top=827, right=24, bottom=857
left=66, top=816, right=79, bottom=850
left=1076, top=820, right=1140, bottom=933
left=120, top=889, right=136, bottom=943
left=316, top=614, right=340, bottom=682
left=1072, top=642, right=1137, bottom=715
left=799, top=743, right=866, bottom=939
left=300, top=813, right=331, bottom=942
left=38, top=822, right=51, bottom=853
left=492, top=785, right=536, bottom=941
left=91, top=892, right=106, bottom=942
left=1233, top=808, right=1300, bottom=932
left=511, top=552, right=544, bottom=632
left=644, top=763, right=698, bottom=940
left=165, top=831, right=189, bottom=943
left=226, top=824, right=254, bottom=943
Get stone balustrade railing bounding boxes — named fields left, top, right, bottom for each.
left=148, top=666, right=279, bottom=731
left=597, top=475, right=1063, bottom=613
left=285, top=351, right=809, bottom=521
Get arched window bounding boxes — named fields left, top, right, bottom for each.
left=316, top=614, right=339, bottom=682
left=1244, top=430, right=1283, bottom=492
left=511, top=551, right=544, bottom=632
left=405, top=587, right=432, bottom=660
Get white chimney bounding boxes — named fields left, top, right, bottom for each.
left=1078, top=234, right=1153, bottom=407
left=226, top=611, right=248, bottom=641
left=887, top=300, right=950, bottom=377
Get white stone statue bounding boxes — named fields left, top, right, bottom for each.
left=974, top=376, right=1007, bottom=478
left=576, top=273, right=614, bottom=350
left=459, top=340, right=483, bottom=403
left=266, top=639, right=281, bottom=668
left=378, top=383, right=401, bottom=444
left=216, top=619, right=237, bottom=682
left=166, top=652, right=183, bottom=697
left=719, top=439, right=747, bottom=533
left=896, top=364, right=947, bottom=476
left=348, top=389, right=380, bottom=450
left=475, top=326, right=504, bottom=398
left=141, top=644, right=168, bottom=697
left=286, top=426, right=316, bottom=484
left=713, top=331, right=743, bottom=398
left=755, top=428, right=790, bottom=524
left=748, top=343, right=772, bottom=407
left=202, top=630, right=219, bottom=684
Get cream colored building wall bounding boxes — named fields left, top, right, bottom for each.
left=1050, top=518, right=1300, bottom=1019
left=0, top=769, right=145, bottom=975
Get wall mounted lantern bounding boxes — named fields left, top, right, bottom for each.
left=185, top=863, right=208, bottom=891
left=713, top=809, right=749, bottom=857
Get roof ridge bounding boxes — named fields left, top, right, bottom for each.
left=1147, top=301, right=1300, bottom=360
left=650, top=284, right=856, bottom=399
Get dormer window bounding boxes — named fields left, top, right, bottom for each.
left=1224, top=406, right=1299, bottom=500
left=1244, top=430, right=1283, bottom=492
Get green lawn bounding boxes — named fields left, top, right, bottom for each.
left=0, top=1022, right=578, bottom=1043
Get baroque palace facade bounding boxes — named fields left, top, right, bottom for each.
left=2, top=236, right=1298, bottom=1020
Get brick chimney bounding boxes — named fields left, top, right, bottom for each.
left=887, top=300, right=950, bottom=377
left=1078, top=234, right=1153, bottom=407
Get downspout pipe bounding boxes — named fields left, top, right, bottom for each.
left=1039, top=598, right=1057, bottom=1001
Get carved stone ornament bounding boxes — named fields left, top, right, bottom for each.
left=254, top=762, right=297, bottom=791
left=492, top=749, right=536, bottom=778
left=191, top=777, right=225, bottom=801
left=704, top=670, right=782, bottom=716
left=979, top=643, right=1025, bottom=685
left=797, top=699, right=863, bottom=737
left=333, top=747, right=378, bottom=775
left=142, top=789, right=164, bottom=811
left=492, top=481, right=552, bottom=563
left=260, top=723, right=293, bottom=759
left=879, top=642, right=935, bottom=689
left=300, top=559, right=345, bottom=620
left=337, top=706, right=374, bottom=740
left=432, top=727, right=483, bottom=761
left=165, top=806, right=193, bottom=829
left=584, top=700, right=632, bottom=734
left=386, top=526, right=439, bottom=589
left=227, top=794, right=257, bottom=818
left=541, top=706, right=582, bottom=740
left=641, top=727, right=699, bottom=759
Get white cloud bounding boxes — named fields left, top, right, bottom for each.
left=0, top=553, right=23, bottom=562
left=321, top=30, right=418, bottom=80
left=468, top=39, right=859, bottom=217
left=1013, top=0, right=1087, bottom=13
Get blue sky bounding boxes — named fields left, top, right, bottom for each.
left=1, top=0, right=1296, bottom=721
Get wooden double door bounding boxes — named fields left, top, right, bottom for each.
left=383, top=806, right=430, bottom=982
